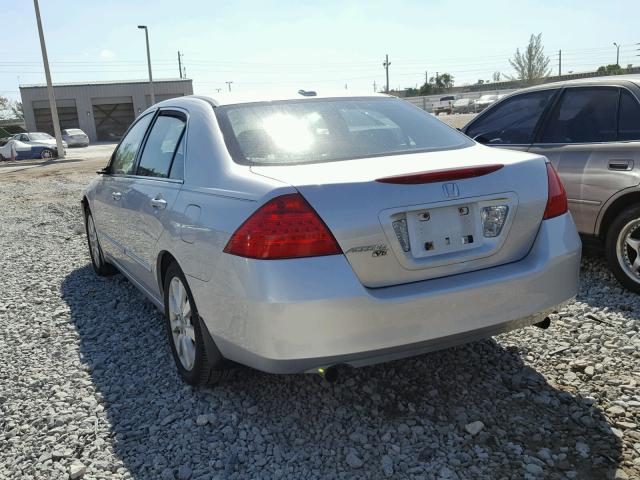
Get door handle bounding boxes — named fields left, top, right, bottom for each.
left=608, top=159, right=633, bottom=171
left=150, top=197, right=167, bottom=210
left=111, top=191, right=122, bottom=200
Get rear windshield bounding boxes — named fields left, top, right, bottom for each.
left=215, top=97, right=472, bottom=165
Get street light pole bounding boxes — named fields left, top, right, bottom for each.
left=33, top=0, right=64, bottom=158
left=138, top=25, right=155, bottom=105
left=613, top=42, right=620, bottom=66
left=225, top=81, right=233, bottom=92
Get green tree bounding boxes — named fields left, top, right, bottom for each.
left=597, top=64, right=624, bottom=75
left=509, top=33, right=551, bottom=84
left=419, top=73, right=455, bottom=95
left=418, top=82, right=434, bottom=96
left=432, top=73, right=454, bottom=90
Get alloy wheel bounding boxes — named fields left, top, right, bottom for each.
left=168, top=277, right=196, bottom=371
left=616, top=218, right=640, bottom=283
left=87, top=214, right=102, bottom=266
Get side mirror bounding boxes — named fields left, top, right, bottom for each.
left=473, top=134, right=490, bottom=145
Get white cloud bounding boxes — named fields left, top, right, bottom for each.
left=99, top=49, right=116, bottom=60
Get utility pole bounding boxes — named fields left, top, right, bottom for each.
left=138, top=25, right=155, bottom=105
left=33, top=0, right=64, bottom=158
left=383, top=54, right=390, bottom=93
left=225, top=81, right=233, bottom=92
left=558, top=49, right=562, bottom=76
left=425, top=70, right=428, bottom=86
left=373, top=80, right=377, bottom=92
left=177, top=51, right=183, bottom=78
left=613, top=42, right=620, bottom=66
left=182, top=66, right=186, bottom=79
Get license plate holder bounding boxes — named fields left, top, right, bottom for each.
left=407, top=203, right=482, bottom=259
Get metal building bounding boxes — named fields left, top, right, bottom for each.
left=19, top=78, right=193, bottom=142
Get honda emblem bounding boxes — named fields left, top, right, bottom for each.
left=443, top=183, right=460, bottom=198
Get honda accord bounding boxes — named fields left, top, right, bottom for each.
left=82, top=91, right=581, bottom=385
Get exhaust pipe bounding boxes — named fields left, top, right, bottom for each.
left=318, top=366, right=339, bottom=383
left=534, top=317, right=551, bottom=329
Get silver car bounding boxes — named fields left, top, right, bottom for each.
left=463, top=75, right=640, bottom=293
left=62, top=128, right=90, bottom=147
left=82, top=91, right=581, bottom=385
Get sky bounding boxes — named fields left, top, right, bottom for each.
left=1, top=0, right=639, bottom=102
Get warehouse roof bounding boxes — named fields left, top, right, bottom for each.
left=19, top=78, right=190, bottom=89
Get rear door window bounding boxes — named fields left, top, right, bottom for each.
left=137, top=114, right=186, bottom=178
left=169, top=134, right=185, bottom=180
left=110, top=113, right=154, bottom=174
left=618, top=90, right=640, bottom=141
left=465, top=90, right=555, bottom=145
left=539, top=87, right=618, bottom=143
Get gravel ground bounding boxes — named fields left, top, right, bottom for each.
left=1, top=165, right=639, bottom=480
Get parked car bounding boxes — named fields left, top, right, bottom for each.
left=0, top=138, right=60, bottom=160
left=452, top=98, right=475, bottom=114
left=432, top=95, right=456, bottom=115
left=12, top=132, right=68, bottom=151
left=474, top=94, right=499, bottom=112
left=82, top=91, right=581, bottom=385
left=62, top=128, right=89, bottom=147
left=462, top=75, right=640, bottom=292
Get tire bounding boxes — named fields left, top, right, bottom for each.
left=605, top=205, right=640, bottom=294
left=163, top=262, right=228, bottom=386
left=40, top=148, right=54, bottom=159
left=85, top=209, right=117, bottom=276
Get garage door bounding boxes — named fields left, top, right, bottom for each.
left=32, top=99, right=79, bottom=135
left=92, top=97, right=135, bottom=141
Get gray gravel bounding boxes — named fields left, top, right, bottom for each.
left=1, top=170, right=639, bottom=480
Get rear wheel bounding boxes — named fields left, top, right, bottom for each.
left=163, top=262, right=228, bottom=386
left=606, top=205, right=640, bottom=294
left=85, top=210, right=117, bottom=276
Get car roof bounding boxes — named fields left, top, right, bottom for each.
left=516, top=74, right=640, bottom=93
left=190, top=89, right=391, bottom=107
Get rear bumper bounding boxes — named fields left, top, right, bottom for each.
left=66, top=140, right=89, bottom=147
left=195, top=213, right=581, bottom=373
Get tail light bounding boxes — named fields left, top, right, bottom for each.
left=543, top=162, right=568, bottom=219
left=223, top=193, right=342, bottom=259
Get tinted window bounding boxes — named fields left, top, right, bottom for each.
left=111, top=113, right=153, bottom=174
left=618, top=90, right=640, bottom=141
left=137, top=115, right=186, bottom=178
left=169, top=135, right=185, bottom=180
left=216, top=98, right=472, bottom=165
left=465, top=90, right=554, bottom=144
left=540, top=87, right=618, bottom=143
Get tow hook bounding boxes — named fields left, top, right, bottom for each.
left=534, top=317, right=551, bottom=329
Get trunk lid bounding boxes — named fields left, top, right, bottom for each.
left=252, top=145, right=549, bottom=288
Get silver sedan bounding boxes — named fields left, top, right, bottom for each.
left=82, top=91, right=581, bottom=386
